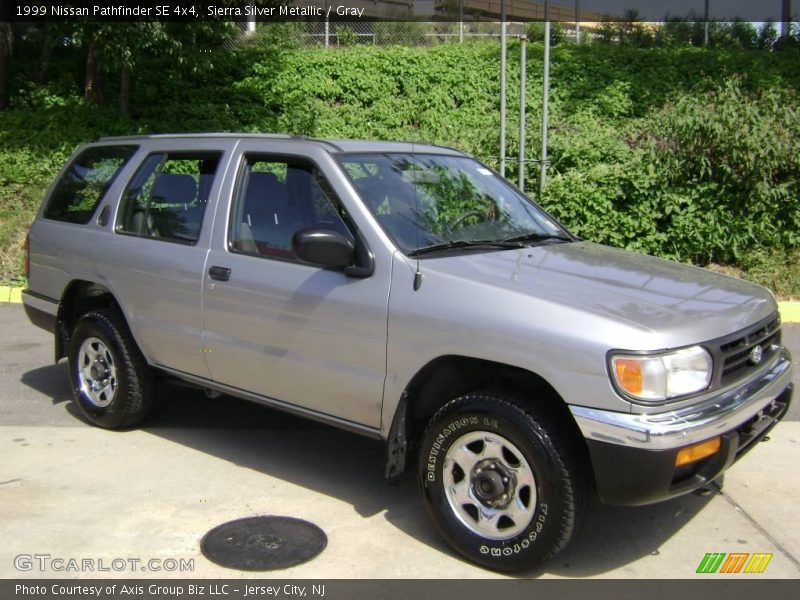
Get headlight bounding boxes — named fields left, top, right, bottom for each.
left=610, top=346, right=712, bottom=402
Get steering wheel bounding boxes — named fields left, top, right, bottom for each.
left=447, top=210, right=486, bottom=231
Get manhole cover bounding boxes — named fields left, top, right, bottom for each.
left=201, top=516, right=327, bottom=571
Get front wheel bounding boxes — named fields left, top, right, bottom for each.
left=419, top=394, right=586, bottom=572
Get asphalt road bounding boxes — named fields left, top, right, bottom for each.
left=1, top=303, right=799, bottom=579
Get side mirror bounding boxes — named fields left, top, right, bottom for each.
left=292, top=228, right=356, bottom=269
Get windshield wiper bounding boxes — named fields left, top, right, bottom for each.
left=408, top=239, right=526, bottom=257
left=500, top=231, right=573, bottom=245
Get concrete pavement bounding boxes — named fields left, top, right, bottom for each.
left=1, top=304, right=799, bottom=579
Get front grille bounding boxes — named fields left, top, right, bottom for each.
left=717, top=316, right=781, bottom=386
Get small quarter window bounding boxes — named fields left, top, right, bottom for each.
left=45, top=145, right=137, bottom=224
left=116, top=152, right=222, bottom=244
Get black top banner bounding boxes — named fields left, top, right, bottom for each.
left=2, top=1, right=798, bottom=23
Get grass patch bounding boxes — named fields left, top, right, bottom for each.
left=739, top=250, right=800, bottom=301
left=0, top=184, right=42, bottom=285
left=706, top=250, right=800, bottom=300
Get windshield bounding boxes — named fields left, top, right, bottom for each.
left=338, top=153, right=571, bottom=254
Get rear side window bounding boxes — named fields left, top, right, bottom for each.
left=44, top=145, right=137, bottom=224
left=116, top=152, right=222, bottom=244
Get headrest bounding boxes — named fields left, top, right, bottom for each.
left=151, top=174, right=197, bottom=205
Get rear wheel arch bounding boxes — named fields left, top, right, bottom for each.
left=56, top=280, right=126, bottom=361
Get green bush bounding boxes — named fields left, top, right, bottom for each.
left=541, top=77, right=800, bottom=266
left=1, top=42, right=799, bottom=294
left=638, top=79, right=800, bottom=263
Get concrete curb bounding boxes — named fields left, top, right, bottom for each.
left=0, top=286, right=798, bottom=323
left=779, top=302, right=800, bottom=324
left=0, top=286, right=22, bottom=304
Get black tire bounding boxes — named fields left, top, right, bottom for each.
left=68, top=308, right=154, bottom=429
left=419, top=393, right=586, bottom=572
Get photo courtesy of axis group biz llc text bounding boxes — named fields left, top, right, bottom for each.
left=15, top=583, right=327, bottom=597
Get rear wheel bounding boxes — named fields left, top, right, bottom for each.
left=68, top=309, right=154, bottom=429
left=419, top=393, right=586, bottom=572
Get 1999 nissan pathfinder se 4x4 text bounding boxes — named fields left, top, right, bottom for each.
left=22, top=134, right=793, bottom=571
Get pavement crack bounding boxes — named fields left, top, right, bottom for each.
left=713, top=481, right=800, bottom=573
left=0, top=478, right=23, bottom=485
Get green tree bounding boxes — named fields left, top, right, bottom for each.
left=690, top=20, right=707, bottom=47
left=527, top=22, right=565, bottom=46
left=0, top=22, right=12, bottom=110
left=730, top=18, right=758, bottom=49
left=758, top=20, right=779, bottom=50
left=617, top=10, right=654, bottom=47
left=658, top=17, right=693, bottom=47
left=596, top=19, right=618, bottom=45
left=72, top=22, right=235, bottom=114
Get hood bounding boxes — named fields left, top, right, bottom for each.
left=418, top=241, right=777, bottom=347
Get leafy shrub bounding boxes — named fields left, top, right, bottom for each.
left=2, top=42, right=800, bottom=294
left=541, top=77, right=800, bottom=267
left=637, top=78, right=800, bottom=263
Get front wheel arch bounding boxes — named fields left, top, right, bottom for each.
left=385, top=356, right=588, bottom=480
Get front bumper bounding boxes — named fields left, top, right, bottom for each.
left=570, top=350, right=793, bottom=505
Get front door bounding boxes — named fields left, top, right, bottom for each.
left=202, top=148, right=390, bottom=428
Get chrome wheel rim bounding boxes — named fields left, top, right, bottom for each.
left=77, top=337, right=118, bottom=408
left=443, top=430, right=537, bottom=540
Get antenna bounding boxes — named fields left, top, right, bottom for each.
left=412, top=141, right=423, bottom=291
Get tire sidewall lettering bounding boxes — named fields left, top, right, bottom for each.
left=425, top=416, right=479, bottom=483
left=476, top=506, right=549, bottom=556
left=422, top=402, right=562, bottom=567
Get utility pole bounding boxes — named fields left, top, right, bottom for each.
left=324, top=1, right=330, bottom=47
left=704, top=0, right=710, bottom=47
left=459, top=0, right=464, bottom=43
left=500, top=0, right=507, bottom=177
left=575, top=0, right=580, bottom=44
left=781, top=0, right=792, bottom=39
left=245, top=2, right=256, bottom=36
left=519, top=36, right=527, bottom=192
left=540, top=1, right=551, bottom=197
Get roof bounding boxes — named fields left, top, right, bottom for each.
left=96, top=133, right=466, bottom=156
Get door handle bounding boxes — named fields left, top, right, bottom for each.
left=209, top=266, right=231, bottom=282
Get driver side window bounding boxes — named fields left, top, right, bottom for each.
left=229, top=156, right=354, bottom=261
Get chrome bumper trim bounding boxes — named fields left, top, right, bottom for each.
left=21, top=290, right=59, bottom=316
left=570, top=350, right=793, bottom=450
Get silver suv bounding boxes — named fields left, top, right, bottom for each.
left=23, top=134, right=793, bottom=571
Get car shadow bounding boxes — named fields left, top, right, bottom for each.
left=20, top=368, right=717, bottom=577
left=20, top=362, right=73, bottom=405
left=543, top=490, right=719, bottom=577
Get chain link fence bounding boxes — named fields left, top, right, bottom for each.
left=229, top=20, right=589, bottom=49
left=297, top=21, right=536, bottom=47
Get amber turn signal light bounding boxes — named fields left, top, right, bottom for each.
left=675, top=437, right=721, bottom=467
left=612, top=358, right=643, bottom=395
